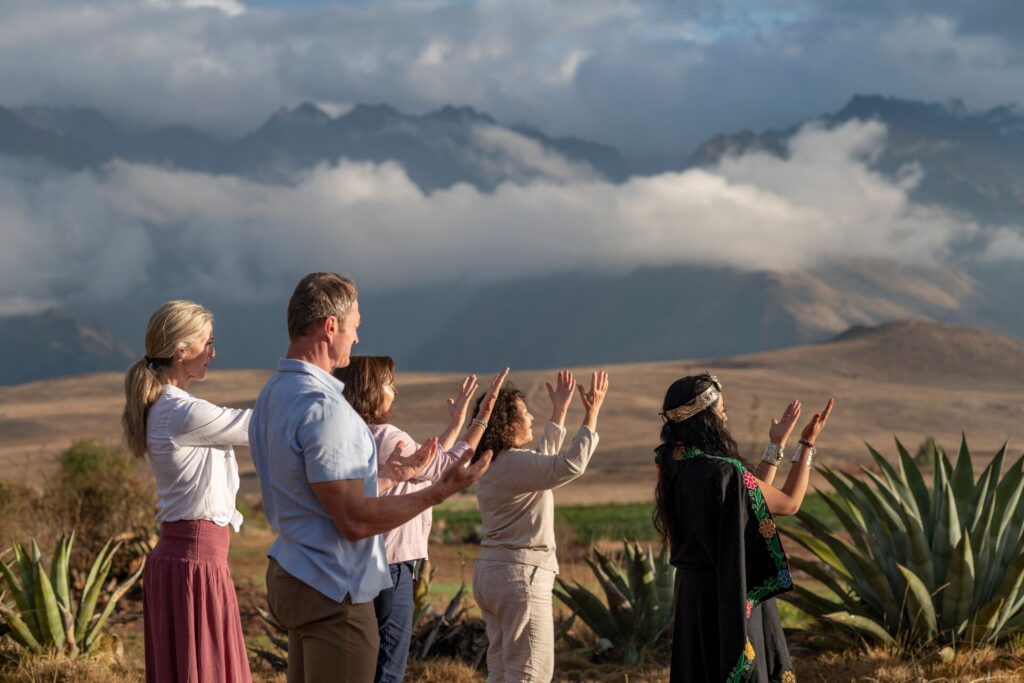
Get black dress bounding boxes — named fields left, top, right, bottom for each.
left=659, top=446, right=797, bottom=683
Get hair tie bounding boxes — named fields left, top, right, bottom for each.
left=144, top=355, right=171, bottom=371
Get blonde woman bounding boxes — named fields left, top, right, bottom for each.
left=122, top=300, right=251, bottom=683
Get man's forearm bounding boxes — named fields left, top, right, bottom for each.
left=355, top=484, right=449, bottom=539
left=314, top=479, right=453, bottom=542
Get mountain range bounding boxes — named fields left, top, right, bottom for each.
left=5, top=102, right=629, bottom=190
left=1, top=94, right=1023, bottom=384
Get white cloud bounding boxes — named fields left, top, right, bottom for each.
left=1, top=1, right=1022, bottom=153
left=1, top=121, right=1007, bottom=315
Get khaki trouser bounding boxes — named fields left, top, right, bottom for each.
left=473, top=559, right=556, bottom=682
left=266, top=558, right=379, bottom=683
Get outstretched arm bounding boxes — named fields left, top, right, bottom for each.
left=313, top=447, right=493, bottom=541
left=438, top=374, right=478, bottom=451
left=461, top=368, right=509, bottom=454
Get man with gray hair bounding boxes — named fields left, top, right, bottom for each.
left=250, top=272, right=494, bottom=682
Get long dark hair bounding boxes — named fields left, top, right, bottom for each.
left=652, top=373, right=743, bottom=541
left=334, top=356, right=395, bottom=425
left=473, top=384, right=527, bottom=459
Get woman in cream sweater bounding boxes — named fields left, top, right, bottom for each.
left=472, top=370, right=609, bottom=682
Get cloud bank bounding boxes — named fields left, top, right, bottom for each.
left=4, top=120, right=1013, bottom=315
left=2, top=0, right=1023, bottom=154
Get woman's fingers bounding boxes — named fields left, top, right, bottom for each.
left=490, top=367, right=510, bottom=393
left=821, top=398, right=835, bottom=426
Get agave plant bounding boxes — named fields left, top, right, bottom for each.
left=782, top=437, right=1024, bottom=647
left=0, top=533, right=144, bottom=657
left=554, top=541, right=675, bottom=664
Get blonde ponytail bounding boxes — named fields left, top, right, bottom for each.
left=121, top=300, right=213, bottom=459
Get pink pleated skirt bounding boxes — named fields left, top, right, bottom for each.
left=143, top=520, right=252, bottom=683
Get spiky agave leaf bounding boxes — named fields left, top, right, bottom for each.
left=823, top=611, right=896, bottom=646
left=554, top=579, right=623, bottom=643
left=75, top=540, right=118, bottom=644
left=897, top=565, right=938, bottom=640
left=941, top=531, right=975, bottom=635
left=895, top=439, right=932, bottom=529
left=82, top=557, right=145, bottom=653
left=0, top=601, right=42, bottom=652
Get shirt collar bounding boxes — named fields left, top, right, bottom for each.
left=161, top=384, right=191, bottom=399
left=276, top=358, right=345, bottom=394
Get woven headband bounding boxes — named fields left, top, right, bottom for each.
left=661, top=374, right=722, bottom=422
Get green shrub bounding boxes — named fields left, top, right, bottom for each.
left=44, top=440, right=156, bottom=577
left=782, top=436, right=1024, bottom=647
left=0, top=482, right=41, bottom=545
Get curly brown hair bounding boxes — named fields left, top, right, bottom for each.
left=334, top=356, right=395, bottom=425
left=473, top=383, right=527, bottom=459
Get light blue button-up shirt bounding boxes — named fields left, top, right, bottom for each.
left=249, top=358, right=390, bottom=604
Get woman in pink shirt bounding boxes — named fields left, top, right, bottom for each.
left=334, top=357, right=487, bottom=683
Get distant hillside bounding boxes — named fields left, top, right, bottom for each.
left=687, top=94, right=1024, bottom=225
left=0, top=105, right=109, bottom=169
left=4, top=258, right=1022, bottom=386
left=719, top=320, right=1024, bottom=387
left=3, top=321, right=1022, bottom=501
left=7, top=102, right=630, bottom=190
left=407, top=260, right=1023, bottom=372
left=0, top=310, right=135, bottom=385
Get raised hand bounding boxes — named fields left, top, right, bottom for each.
left=440, top=447, right=494, bottom=495
left=769, top=400, right=801, bottom=446
left=577, top=371, right=609, bottom=416
left=447, top=374, right=479, bottom=423
left=474, top=368, right=510, bottom=423
left=546, top=370, right=576, bottom=409
left=381, top=437, right=438, bottom=485
left=800, top=398, right=835, bottom=446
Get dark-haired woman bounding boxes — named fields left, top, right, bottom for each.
left=122, top=300, right=252, bottom=683
left=654, top=372, right=833, bottom=683
left=334, top=357, right=503, bottom=683
left=473, top=370, right=609, bottom=682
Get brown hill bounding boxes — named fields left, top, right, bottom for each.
left=719, top=319, right=1024, bottom=387
left=1, top=320, right=1020, bottom=504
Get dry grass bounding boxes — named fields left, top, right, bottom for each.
left=793, top=645, right=1024, bottom=682
left=0, top=650, right=140, bottom=683
left=3, top=644, right=1024, bottom=682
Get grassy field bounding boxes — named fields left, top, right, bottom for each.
left=432, top=492, right=839, bottom=547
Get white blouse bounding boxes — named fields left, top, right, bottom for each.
left=146, top=384, right=250, bottom=531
